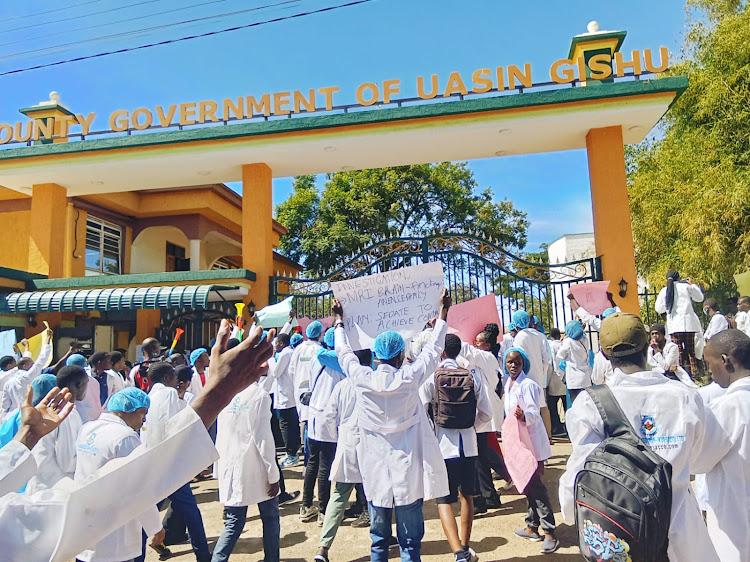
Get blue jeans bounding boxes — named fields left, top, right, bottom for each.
left=368, top=499, right=424, bottom=562
left=211, top=498, right=280, bottom=562
left=169, top=482, right=211, bottom=561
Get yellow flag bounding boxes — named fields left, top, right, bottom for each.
left=734, top=271, right=750, bottom=298
left=20, top=322, right=53, bottom=368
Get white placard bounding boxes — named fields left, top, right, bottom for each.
left=332, top=261, right=444, bottom=350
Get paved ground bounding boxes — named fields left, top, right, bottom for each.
left=145, top=438, right=580, bottom=562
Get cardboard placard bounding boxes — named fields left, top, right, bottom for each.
left=569, top=281, right=611, bottom=315
left=446, top=294, right=502, bottom=343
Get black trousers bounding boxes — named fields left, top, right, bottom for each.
left=303, top=438, right=337, bottom=512
left=269, top=394, right=284, bottom=449
left=524, top=462, right=556, bottom=532
left=475, top=432, right=509, bottom=502
left=547, top=392, right=567, bottom=434
left=277, top=406, right=301, bottom=456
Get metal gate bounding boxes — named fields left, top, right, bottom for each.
left=157, top=301, right=236, bottom=351
left=270, top=231, right=601, bottom=332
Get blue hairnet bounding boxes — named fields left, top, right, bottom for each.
left=512, top=310, right=530, bottom=330
left=189, top=348, right=207, bottom=366
left=602, top=307, right=617, bottom=318
left=373, top=331, right=405, bottom=360
left=324, top=327, right=335, bottom=349
left=306, top=321, right=323, bottom=339
left=107, top=387, right=150, bottom=413
left=533, top=315, right=540, bottom=325
left=66, top=354, right=87, bottom=367
left=559, top=360, right=567, bottom=372
left=508, top=322, right=516, bottom=331
left=537, top=324, right=546, bottom=335
left=290, top=333, right=303, bottom=348
left=502, top=347, right=531, bottom=376
left=31, top=374, right=57, bottom=407
left=565, top=320, right=585, bottom=341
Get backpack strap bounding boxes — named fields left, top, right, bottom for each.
left=585, top=385, right=636, bottom=439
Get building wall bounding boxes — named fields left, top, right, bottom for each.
left=2, top=210, right=31, bottom=271
left=130, top=226, right=191, bottom=274
left=547, top=233, right=596, bottom=265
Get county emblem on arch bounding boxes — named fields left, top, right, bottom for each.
left=581, top=520, right=631, bottom=562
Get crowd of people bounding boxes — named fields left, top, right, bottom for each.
left=0, top=274, right=748, bottom=562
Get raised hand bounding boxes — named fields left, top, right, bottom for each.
left=332, top=299, right=344, bottom=320
left=439, top=289, right=452, bottom=320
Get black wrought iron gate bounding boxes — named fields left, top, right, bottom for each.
left=269, top=231, right=601, bottom=332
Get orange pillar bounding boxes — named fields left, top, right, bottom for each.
left=242, top=163, right=273, bottom=307
left=586, top=126, right=639, bottom=314
left=135, top=309, right=161, bottom=344
left=27, top=183, right=67, bottom=278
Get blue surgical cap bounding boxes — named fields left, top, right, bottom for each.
left=533, top=315, right=540, bottom=325
left=324, top=327, right=335, bottom=349
left=373, top=331, right=406, bottom=360
left=107, top=387, right=150, bottom=413
left=502, top=347, right=531, bottom=376
left=602, top=307, right=617, bottom=318
left=559, top=360, right=567, bottom=372
left=66, top=354, right=87, bottom=367
left=565, top=320, right=585, bottom=341
left=190, top=348, right=207, bottom=366
left=508, top=322, right=516, bottom=331
left=31, top=374, right=57, bottom=407
left=512, top=310, right=530, bottom=330
left=290, top=333, right=303, bottom=348
left=306, top=321, right=324, bottom=339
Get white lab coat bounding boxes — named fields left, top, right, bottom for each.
left=142, top=383, right=184, bottom=449
left=590, top=350, right=614, bottom=386
left=188, top=366, right=209, bottom=398
left=559, top=369, right=727, bottom=562
left=324, top=378, right=361, bottom=484
left=75, top=413, right=162, bottom=562
left=0, top=406, right=217, bottom=562
left=504, top=372, right=551, bottom=462
left=288, top=339, right=322, bottom=422
left=547, top=339, right=568, bottom=395
left=694, top=382, right=727, bottom=512
left=334, top=319, right=449, bottom=508
left=575, top=305, right=621, bottom=332
left=419, top=358, right=492, bottom=459
left=556, top=337, right=592, bottom=390
left=458, top=342, right=503, bottom=432
left=513, top=328, right=549, bottom=406
left=1, top=343, right=53, bottom=419
left=74, top=373, right=103, bottom=424
left=215, top=384, right=279, bottom=507
left=500, top=332, right=514, bottom=357
left=703, top=313, right=729, bottom=341
left=409, top=327, right=434, bottom=360
left=699, top=377, right=750, bottom=562
left=655, top=281, right=704, bottom=334
left=25, top=408, right=83, bottom=494
left=307, top=353, right=344, bottom=443
left=647, top=342, right=698, bottom=388
left=268, top=346, right=294, bottom=410
left=102, top=370, right=126, bottom=405
left=735, top=310, right=750, bottom=337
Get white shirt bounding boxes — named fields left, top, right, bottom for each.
left=459, top=343, right=503, bottom=432
left=547, top=339, right=568, bottom=395
left=288, top=340, right=322, bottom=422
left=268, top=346, right=294, bottom=409
left=91, top=369, right=126, bottom=409
left=503, top=372, right=551, bottom=461
left=75, top=413, right=162, bottom=562
left=694, top=382, right=727, bottom=512
left=188, top=366, right=209, bottom=398
left=334, top=319, right=450, bottom=508
left=142, top=383, right=184, bottom=449
left=1, top=343, right=53, bottom=419
left=73, top=372, right=104, bottom=424
left=703, top=313, right=729, bottom=341
left=735, top=310, right=750, bottom=337
left=512, top=328, right=549, bottom=406
left=500, top=332, right=514, bottom=357
left=0, top=440, right=36, bottom=497
left=307, top=353, right=345, bottom=443
left=324, top=378, right=361, bottom=484
left=647, top=342, right=698, bottom=388
left=701, top=377, right=750, bottom=562
left=575, top=305, right=621, bottom=332
left=215, top=384, right=279, bottom=507
left=25, top=408, right=83, bottom=494
left=419, top=358, right=491, bottom=459
left=655, top=282, right=704, bottom=334
left=591, top=350, right=614, bottom=386
left=556, top=337, right=592, bottom=390
left=559, top=369, right=728, bottom=562
left=409, top=327, right=434, bottom=360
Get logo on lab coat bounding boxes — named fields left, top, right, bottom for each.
left=77, top=432, right=100, bottom=455
left=640, top=415, right=657, bottom=438
left=582, top=520, right=631, bottom=561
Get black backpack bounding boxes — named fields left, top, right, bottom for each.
left=574, top=385, right=672, bottom=562
left=432, top=367, right=477, bottom=429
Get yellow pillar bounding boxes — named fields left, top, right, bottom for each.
left=28, top=183, right=67, bottom=278
left=586, top=126, right=639, bottom=314
left=242, top=163, right=273, bottom=307
left=135, top=309, right=162, bottom=343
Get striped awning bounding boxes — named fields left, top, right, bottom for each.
left=2, top=285, right=224, bottom=313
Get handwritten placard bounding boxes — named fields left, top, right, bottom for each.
left=569, top=281, right=611, bottom=315
left=447, top=294, right=502, bottom=343
left=0, top=329, right=16, bottom=358
left=501, top=414, right=540, bottom=494
left=332, top=262, right=444, bottom=349
left=734, top=271, right=750, bottom=298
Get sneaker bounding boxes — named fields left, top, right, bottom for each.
left=502, top=480, right=515, bottom=491
left=540, top=537, right=560, bottom=554
left=344, top=503, right=363, bottom=519
left=314, top=547, right=330, bottom=562
left=473, top=497, right=487, bottom=515
left=514, top=527, right=542, bottom=542
left=279, top=490, right=300, bottom=506
left=461, top=546, right=478, bottom=562
left=317, top=511, right=325, bottom=527
left=281, top=454, right=299, bottom=468
left=485, top=496, right=502, bottom=509
left=351, top=510, right=371, bottom=527
left=149, top=543, right=173, bottom=561
left=300, top=505, right=318, bottom=522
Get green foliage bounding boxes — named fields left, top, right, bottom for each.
left=275, top=163, right=528, bottom=274
left=627, top=0, right=750, bottom=304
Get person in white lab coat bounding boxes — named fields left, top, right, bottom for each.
left=88, top=352, right=125, bottom=409
left=504, top=347, right=559, bottom=555
left=556, top=320, right=592, bottom=403
left=647, top=323, right=698, bottom=388
left=0, top=319, right=274, bottom=562
left=1, top=335, right=53, bottom=420
left=331, top=291, right=452, bottom=562
left=567, top=295, right=620, bottom=386
left=213, top=382, right=281, bottom=562
left=188, top=348, right=210, bottom=398
left=499, top=324, right=516, bottom=358
left=24, top=369, right=85, bottom=494
left=655, top=270, right=704, bottom=375
left=66, top=353, right=103, bottom=424
left=735, top=296, right=750, bottom=337
left=694, top=378, right=726, bottom=514
left=75, top=387, right=164, bottom=562
left=559, top=312, right=727, bottom=562
left=512, top=311, right=552, bottom=437
left=420, top=334, right=491, bottom=562
left=546, top=328, right=568, bottom=436
left=703, top=298, right=729, bottom=341
left=267, top=332, right=300, bottom=466
left=698, top=329, right=750, bottom=562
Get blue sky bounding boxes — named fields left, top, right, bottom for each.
left=0, top=0, right=689, bottom=250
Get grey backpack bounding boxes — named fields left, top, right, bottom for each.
left=574, top=385, right=672, bottom=562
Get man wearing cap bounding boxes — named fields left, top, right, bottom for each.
left=330, top=289, right=452, bottom=562
left=559, top=312, right=729, bottom=562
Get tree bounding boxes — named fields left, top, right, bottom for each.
left=275, top=163, right=529, bottom=274
left=627, top=0, right=750, bottom=303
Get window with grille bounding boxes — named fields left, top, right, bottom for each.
left=85, top=217, right=122, bottom=275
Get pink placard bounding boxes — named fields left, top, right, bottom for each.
left=501, top=415, right=540, bottom=494
left=446, top=294, right=501, bottom=343
left=569, top=281, right=611, bottom=316
left=296, top=315, right=335, bottom=338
